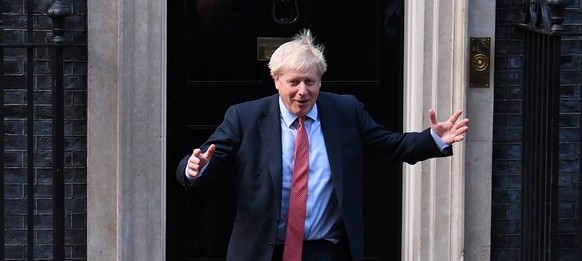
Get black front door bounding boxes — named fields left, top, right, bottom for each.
left=166, top=1, right=404, bottom=260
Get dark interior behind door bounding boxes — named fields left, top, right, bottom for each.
left=166, top=0, right=404, bottom=259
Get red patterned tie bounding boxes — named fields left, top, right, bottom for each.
left=283, top=116, right=309, bottom=261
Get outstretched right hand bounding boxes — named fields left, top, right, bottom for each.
left=187, top=144, right=215, bottom=178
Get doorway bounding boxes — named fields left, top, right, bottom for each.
left=166, top=0, right=404, bottom=259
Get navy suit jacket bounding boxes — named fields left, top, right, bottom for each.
left=176, top=92, right=451, bottom=260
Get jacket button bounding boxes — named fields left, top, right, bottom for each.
left=275, top=218, right=279, bottom=223
left=269, top=243, right=274, bottom=248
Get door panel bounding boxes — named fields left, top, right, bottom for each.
left=167, top=0, right=403, bottom=259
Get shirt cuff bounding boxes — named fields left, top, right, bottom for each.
left=430, top=129, right=450, bottom=154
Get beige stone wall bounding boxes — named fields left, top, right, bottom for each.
left=87, top=0, right=166, bottom=260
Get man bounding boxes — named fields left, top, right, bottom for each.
left=176, top=29, right=469, bottom=261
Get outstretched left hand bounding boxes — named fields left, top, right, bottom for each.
left=429, top=109, right=470, bottom=145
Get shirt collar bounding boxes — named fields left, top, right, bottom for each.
left=279, top=96, right=318, bottom=128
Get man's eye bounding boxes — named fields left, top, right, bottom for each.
left=288, top=80, right=299, bottom=86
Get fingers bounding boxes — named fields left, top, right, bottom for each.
left=187, top=144, right=215, bottom=178
left=203, top=144, right=216, bottom=159
left=448, top=110, right=463, bottom=123
left=449, top=124, right=469, bottom=144
left=429, top=109, right=469, bottom=145
left=451, top=118, right=469, bottom=135
left=429, top=109, right=437, bottom=126
left=454, top=135, right=465, bottom=143
left=187, top=149, right=202, bottom=178
left=192, top=148, right=201, bottom=158
left=456, top=118, right=470, bottom=130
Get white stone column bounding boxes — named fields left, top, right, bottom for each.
left=465, top=0, right=495, bottom=260
left=87, top=0, right=167, bottom=260
left=402, top=0, right=469, bottom=260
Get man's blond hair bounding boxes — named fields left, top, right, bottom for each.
left=268, top=29, right=327, bottom=78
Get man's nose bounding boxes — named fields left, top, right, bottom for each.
left=297, top=83, right=307, bottom=94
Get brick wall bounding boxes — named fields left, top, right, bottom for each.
left=557, top=1, right=582, bottom=257
left=492, top=0, right=582, bottom=260
left=492, top=0, right=523, bottom=257
left=2, top=0, right=87, bottom=260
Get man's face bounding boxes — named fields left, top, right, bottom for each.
left=274, top=64, right=321, bottom=117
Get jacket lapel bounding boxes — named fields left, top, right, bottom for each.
left=259, top=95, right=284, bottom=213
left=317, top=94, right=344, bottom=207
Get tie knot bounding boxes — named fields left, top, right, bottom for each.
left=293, top=116, right=307, bottom=130
left=298, top=116, right=305, bottom=125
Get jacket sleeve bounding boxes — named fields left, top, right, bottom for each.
left=175, top=105, right=241, bottom=189
left=353, top=98, right=452, bottom=164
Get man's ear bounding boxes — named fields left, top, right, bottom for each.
left=273, top=75, right=279, bottom=89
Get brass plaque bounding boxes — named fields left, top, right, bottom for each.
left=469, top=37, right=491, bottom=88
left=257, top=37, right=292, bottom=61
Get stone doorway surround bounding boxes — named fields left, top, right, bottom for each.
left=402, top=0, right=493, bottom=260
left=86, top=0, right=493, bottom=260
